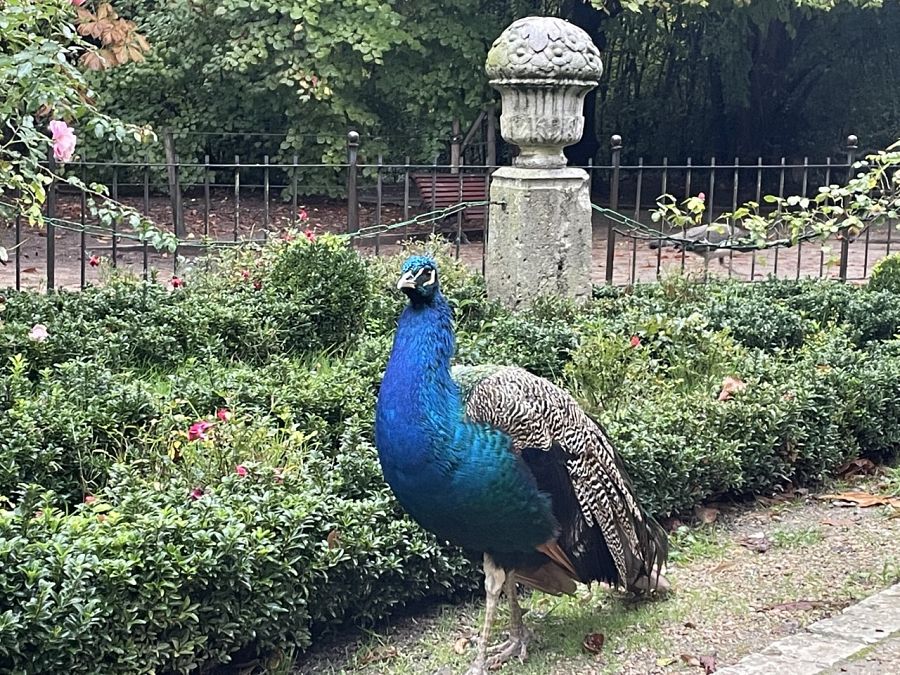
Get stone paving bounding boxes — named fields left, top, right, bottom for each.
left=717, top=583, right=900, bottom=675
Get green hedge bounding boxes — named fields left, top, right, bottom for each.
left=2, top=236, right=900, bottom=672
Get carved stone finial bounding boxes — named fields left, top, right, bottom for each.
left=485, top=16, right=603, bottom=168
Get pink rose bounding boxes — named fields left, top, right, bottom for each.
left=235, top=465, right=249, bottom=477
left=629, top=335, right=641, bottom=348
left=48, top=121, right=77, bottom=163
left=28, top=324, right=49, bottom=342
left=188, top=421, right=212, bottom=442
left=216, top=408, right=232, bottom=422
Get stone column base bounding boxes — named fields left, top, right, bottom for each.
left=486, top=166, right=592, bottom=310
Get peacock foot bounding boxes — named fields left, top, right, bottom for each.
left=484, top=628, right=531, bottom=669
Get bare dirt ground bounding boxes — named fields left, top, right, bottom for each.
left=2, top=192, right=894, bottom=290
left=293, top=469, right=900, bottom=675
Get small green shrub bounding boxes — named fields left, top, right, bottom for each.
left=0, top=468, right=475, bottom=675
left=869, top=253, right=900, bottom=294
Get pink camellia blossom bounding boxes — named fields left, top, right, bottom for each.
left=298, top=208, right=309, bottom=222
left=188, top=421, right=212, bottom=442
left=171, top=276, right=184, bottom=289
left=216, top=408, right=232, bottom=422
left=629, top=335, right=641, bottom=348
left=89, top=254, right=100, bottom=267
left=235, top=465, right=249, bottom=477
left=697, top=192, right=706, bottom=202
left=48, top=120, right=77, bottom=163
left=28, top=324, right=49, bottom=342
left=304, top=229, right=316, bottom=242
left=189, top=487, right=204, bottom=501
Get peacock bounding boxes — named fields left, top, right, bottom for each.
left=374, top=255, right=668, bottom=674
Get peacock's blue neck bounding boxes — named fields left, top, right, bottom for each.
left=375, top=291, right=460, bottom=472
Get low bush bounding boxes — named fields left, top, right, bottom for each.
left=0, top=467, right=475, bottom=674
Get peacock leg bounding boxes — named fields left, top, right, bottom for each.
left=485, top=572, right=531, bottom=667
left=465, top=554, right=506, bottom=675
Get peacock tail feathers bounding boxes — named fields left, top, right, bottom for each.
left=452, top=364, right=668, bottom=590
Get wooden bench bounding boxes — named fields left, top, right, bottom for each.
left=411, top=173, right=488, bottom=222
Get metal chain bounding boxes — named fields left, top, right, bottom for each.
left=592, top=203, right=828, bottom=252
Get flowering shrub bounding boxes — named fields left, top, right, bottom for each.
left=0, top=0, right=170, bottom=251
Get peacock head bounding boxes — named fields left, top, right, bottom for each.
left=397, top=255, right=440, bottom=305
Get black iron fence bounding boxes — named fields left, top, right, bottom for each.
left=2, top=131, right=891, bottom=292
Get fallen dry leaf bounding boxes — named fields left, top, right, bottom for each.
left=818, top=492, right=900, bottom=508
left=326, top=529, right=341, bottom=549
left=656, top=656, right=678, bottom=667
left=582, top=632, right=605, bottom=654
left=681, top=653, right=701, bottom=667
left=453, top=637, right=469, bottom=655
left=700, top=653, right=718, bottom=673
left=710, top=560, right=737, bottom=573
left=763, top=600, right=829, bottom=612
left=738, top=533, right=771, bottom=553
left=695, top=506, right=720, bottom=524
left=22, top=267, right=37, bottom=274
left=357, top=646, right=397, bottom=666
left=717, top=375, right=747, bottom=401
left=837, top=458, right=878, bottom=478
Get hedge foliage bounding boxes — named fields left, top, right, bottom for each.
left=2, top=234, right=900, bottom=672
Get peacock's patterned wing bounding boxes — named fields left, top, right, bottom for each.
left=451, top=364, right=666, bottom=588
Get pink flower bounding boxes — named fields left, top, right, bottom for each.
left=282, top=232, right=296, bottom=243
left=189, top=487, right=204, bottom=500
left=71, top=0, right=86, bottom=6
left=629, top=335, right=641, bottom=348
left=28, top=323, right=49, bottom=342
left=235, top=465, right=249, bottom=477
left=216, top=408, right=232, bottom=422
left=89, top=254, right=100, bottom=267
left=298, top=209, right=309, bottom=222
left=697, top=192, right=706, bottom=202
left=241, top=269, right=250, bottom=280
left=310, top=76, right=319, bottom=87
left=304, top=229, right=316, bottom=242
left=48, top=120, right=77, bottom=163
left=188, top=421, right=212, bottom=442
left=171, top=276, right=184, bottom=289
left=253, top=280, right=262, bottom=290
left=84, top=495, right=96, bottom=504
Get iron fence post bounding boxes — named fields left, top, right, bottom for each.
left=605, top=134, right=622, bottom=284
left=347, top=131, right=360, bottom=234
left=839, top=134, right=858, bottom=281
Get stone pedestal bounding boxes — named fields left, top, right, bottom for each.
left=487, top=167, right=592, bottom=309
left=484, top=16, right=602, bottom=308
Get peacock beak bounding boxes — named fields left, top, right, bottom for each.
left=397, top=270, right=418, bottom=290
